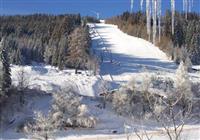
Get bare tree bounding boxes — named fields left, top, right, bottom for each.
left=98, top=80, right=110, bottom=109
left=134, top=128, right=152, bottom=140
left=146, top=92, right=193, bottom=140
left=153, top=61, right=194, bottom=140
left=144, top=62, right=193, bottom=140
left=24, top=111, right=55, bottom=140
left=17, top=67, right=29, bottom=106
left=124, top=120, right=153, bottom=140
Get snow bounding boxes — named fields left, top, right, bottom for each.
left=1, top=23, right=200, bottom=140
left=11, top=64, right=99, bottom=97
left=192, top=65, right=200, bottom=70
left=57, top=126, right=200, bottom=140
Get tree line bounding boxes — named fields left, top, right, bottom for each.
left=106, top=11, right=200, bottom=65
left=0, top=14, right=94, bottom=70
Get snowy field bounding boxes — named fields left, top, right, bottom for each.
left=1, top=23, right=200, bottom=140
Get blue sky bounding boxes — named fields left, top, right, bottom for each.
left=0, top=0, right=200, bottom=18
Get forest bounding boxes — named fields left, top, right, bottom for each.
left=0, top=14, right=93, bottom=70
left=106, top=11, right=200, bottom=65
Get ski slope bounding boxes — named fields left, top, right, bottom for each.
left=92, top=23, right=168, bottom=59
left=89, top=23, right=178, bottom=86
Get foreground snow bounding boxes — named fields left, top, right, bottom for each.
left=58, top=126, right=200, bottom=140
left=1, top=23, right=200, bottom=140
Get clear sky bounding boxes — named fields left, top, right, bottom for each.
left=0, top=0, right=200, bottom=18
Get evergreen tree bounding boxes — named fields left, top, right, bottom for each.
left=67, top=27, right=90, bottom=73
left=0, top=38, right=11, bottom=98
left=51, top=44, right=59, bottom=66
left=58, top=36, right=68, bottom=70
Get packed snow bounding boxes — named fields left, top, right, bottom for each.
left=1, top=23, right=200, bottom=140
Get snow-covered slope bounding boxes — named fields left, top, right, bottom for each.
left=93, top=24, right=168, bottom=59
left=89, top=23, right=178, bottom=86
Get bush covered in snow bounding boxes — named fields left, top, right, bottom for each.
left=51, top=87, right=96, bottom=129
left=112, top=62, right=195, bottom=118
left=151, top=75, right=174, bottom=92
left=112, top=87, right=133, bottom=115
left=112, top=84, right=156, bottom=117
left=24, top=86, right=96, bottom=139
left=111, top=65, right=198, bottom=140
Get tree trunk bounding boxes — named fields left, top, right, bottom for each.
left=75, top=68, right=78, bottom=74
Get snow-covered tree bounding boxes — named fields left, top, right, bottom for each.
left=112, top=74, right=153, bottom=116
left=174, top=61, right=192, bottom=113
left=67, top=27, right=91, bottom=73
left=175, top=61, right=192, bottom=97
left=25, top=86, right=96, bottom=137
left=51, top=88, right=81, bottom=128
left=112, top=87, right=133, bottom=115
left=51, top=87, right=96, bottom=129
